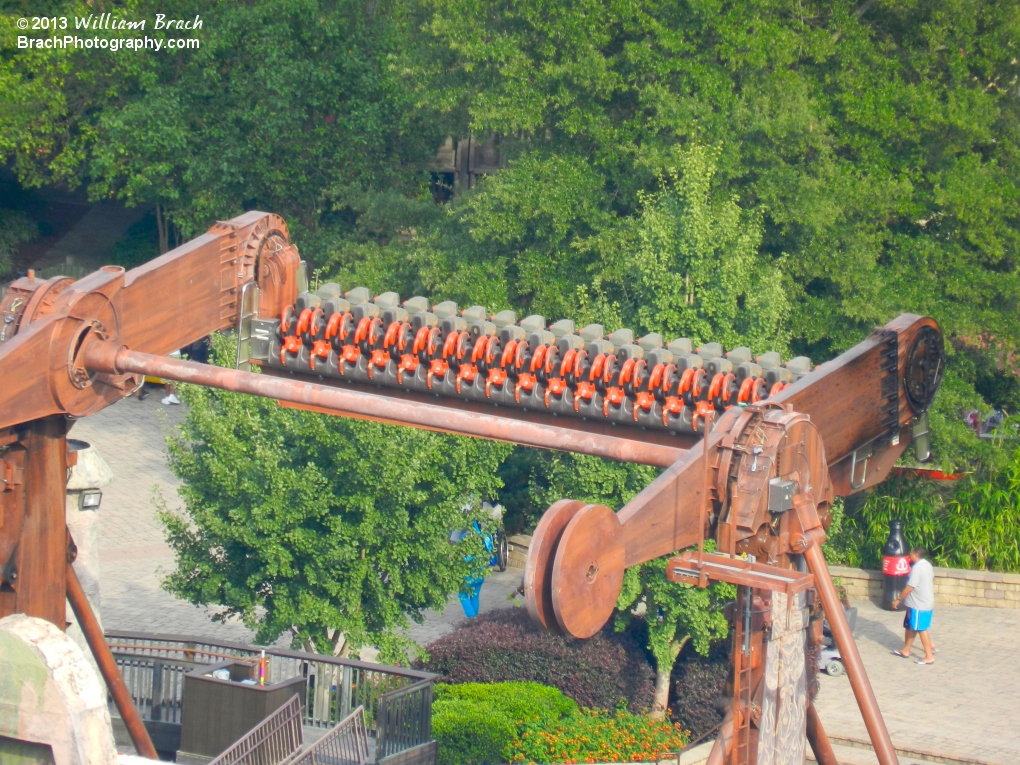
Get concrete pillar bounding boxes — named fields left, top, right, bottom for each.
left=64, top=439, right=113, bottom=681
left=0, top=613, right=117, bottom=765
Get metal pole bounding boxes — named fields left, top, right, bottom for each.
left=66, top=563, right=158, bottom=759
left=82, top=344, right=687, bottom=467
left=806, top=701, right=839, bottom=765
left=804, top=542, right=899, bottom=765
left=705, top=708, right=733, bottom=765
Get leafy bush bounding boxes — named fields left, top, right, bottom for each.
left=109, top=211, right=160, bottom=269
left=508, top=709, right=689, bottom=764
left=433, top=699, right=516, bottom=765
left=434, top=682, right=578, bottom=765
left=416, top=607, right=655, bottom=712
left=670, top=652, right=728, bottom=740
left=0, top=208, right=38, bottom=277
left=828, top=431, right=1020, bottom=574
left=436, top=682, right=578, bottom=726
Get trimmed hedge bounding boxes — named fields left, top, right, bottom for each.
left=433, top=682, right=577, bottom=765
left=437, top=681, right=578, bottom=725
left=433, top=700, right=516, bottom=765
left=416, top=607, right=655, bottom=713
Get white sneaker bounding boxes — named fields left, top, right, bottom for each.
left=162, top=394, right=181, bottom=405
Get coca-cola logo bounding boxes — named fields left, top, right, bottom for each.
left=882, top=556, right=910, bottom=576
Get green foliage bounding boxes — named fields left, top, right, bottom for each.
left=945, top=445, right=1020, bottom=570
left=497, top=448, right=658, bottom=534
left=822, top=498, right=858, bottom=566
left=0, top=208, right=38, bottom=276
left=614, top=545, right=733, bottom=716
left=832, top=422, right=1020, bottom=572
left=510, top=708, right=689, bottom=764
left=433, top=682, right=577, bottom=765
left=629, top=145, right=788, bottom=352
left=435, top=681, right=578, bottom=726
left=108, top=211, right=160, bottom=270
left=432, top=681, right=687, bottom=765
left=432, top=700, right=516, bottom=765
left=2, top=0, right=442, bottom=239
left=159, top=337, right=511, bottom=661
left=616, top=556, right=733, bottom=670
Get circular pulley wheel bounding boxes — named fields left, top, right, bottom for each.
left=524, top=499, right=586, bottom=631
left=905, top=324, right=944, bottom=413
left=551, top=503, right=625, bottom=639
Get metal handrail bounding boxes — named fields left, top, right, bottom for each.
left=376, top=680, right=433, bottom=760
left=104, top=630, right=435, bottom=681
left=287, top=705, right=370, bottom=765
left=210, top=694, right=304, bottom=765
left=105, top=631, right=436, bottom=737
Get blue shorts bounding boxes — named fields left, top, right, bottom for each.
left=903, top=608, right=933, bottom=632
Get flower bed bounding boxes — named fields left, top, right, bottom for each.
left=432, top=681, right=688, bottom=765
left=510, top=709, right=689, bottom=764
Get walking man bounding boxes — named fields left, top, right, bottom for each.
left=892, top=547, right=936, bottom=665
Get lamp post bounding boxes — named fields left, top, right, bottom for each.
left=64, top=439, right=114, bottom=672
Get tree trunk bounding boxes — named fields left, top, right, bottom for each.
left=650, top=668, right=672, bottom=720
left=649, top=635, right=689, bottom=720
left=155, top=202, right=168, bottom=254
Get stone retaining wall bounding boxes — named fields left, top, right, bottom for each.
left=828, top=565, right=1020, bottom=608
left=507, top=534, right=531, bottom=570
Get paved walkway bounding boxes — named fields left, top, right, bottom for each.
left=74, top=392, right=1016, bottom=762
left=812, top=599, right=1019, bottom=764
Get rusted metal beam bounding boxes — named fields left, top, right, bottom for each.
left=806, top=702, right=839, bottom=765
left=82, top=344, right=688, bottom=467
left=259, top=366, right=702, bottom=453
left=66, top=563, right=158, bottom=759
left=804, top=540, right=899, bottom=765
left=0, top=418, right=68, bottom=625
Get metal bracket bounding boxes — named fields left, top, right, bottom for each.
left=912, top=411, right=931, bottom=463
left=1, top=544, right=18, bottom=589
left=235, top=281, right=260, bottom=372
left=849, top=442, right=874, bottom=490
left=667, top=551, right=816, bottom=595
left=1, top=459, right=23, bottom=491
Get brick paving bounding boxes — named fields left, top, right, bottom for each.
left=812, top=599, right=1020, bottom=764
left=75, top=392, right=1015, bottom=762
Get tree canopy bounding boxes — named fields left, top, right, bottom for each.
left=160, top=344, right=511, bottom=660
left=4, top=0, right=1020, bottom=644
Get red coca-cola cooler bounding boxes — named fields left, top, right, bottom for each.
left=882, top=520, right=909, bottom=610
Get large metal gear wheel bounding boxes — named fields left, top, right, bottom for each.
left=904, top=325, right=944, bottom=413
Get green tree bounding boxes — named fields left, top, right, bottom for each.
left=0, top=208, right=38, bottom=277
left=2, top=0, right=441, bottom=243
left=615, top=556, right=734, bottom=719
left=394, top=0, right=1020, bottom=470
left=159, top=346, right=512, bottom=661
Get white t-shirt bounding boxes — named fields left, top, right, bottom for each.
left=904, top=558, right=935, bottom=612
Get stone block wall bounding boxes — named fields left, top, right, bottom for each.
left=507, top=534, right=531, bottom=570
left=828, top=565, right=1020, bottom=609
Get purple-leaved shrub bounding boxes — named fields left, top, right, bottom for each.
left=415, top=607, right=655, bottom=713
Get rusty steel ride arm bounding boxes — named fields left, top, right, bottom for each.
left=0, top=212, right=298, bottom=430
